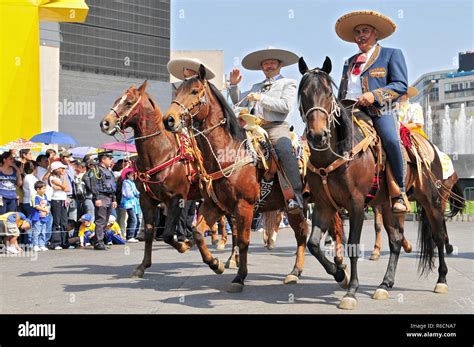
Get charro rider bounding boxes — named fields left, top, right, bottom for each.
left=336, top=10, right=409, bottom=213
left=228, top=47, right=303, bottom=213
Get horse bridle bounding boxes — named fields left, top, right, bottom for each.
left=171, top=79, right=209, bottom=124
left=110, top=93, right=162, bottom=141
left=110, top=94, right=143, bottom=131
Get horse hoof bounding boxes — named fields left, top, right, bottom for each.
left=227, top=283, right=244, bottom=293
left=283, top=274, right=299, bottom=285
left=369, top=252, right=380, bottom=261
left=225, top=259, right=238, bottom=269
left=131, top=270, right=144, bottom=278
left=338, top=296, right=357, bottom=310
left=215, top=241, right=225, bottom=251
left=446, top=244, right=454, bottom=255
left=212, top=260, right=225, bottom=275
left=403, top=242, right=413, bottom=253
left=211, top=239, right=219, bottom=246
left=372, top=288, right=389, bottom=300
left=337, top=268, right=350, bottom=289
left=434, top=283, right=448, bottom=294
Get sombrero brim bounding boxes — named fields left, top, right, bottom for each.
left=167, top=58, right=216, bottom=80
left=335, top=10, right=396, bottom=42
left=241, top=48, right=299, bottom=70
left=407, top=86, right=419, bottom=98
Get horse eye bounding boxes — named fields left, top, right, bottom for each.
left=126, top=101, right=133, bottom=106
left=191, top=89, right=199, bottom=95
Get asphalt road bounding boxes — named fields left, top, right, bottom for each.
left=1, top=220, right=472, bottom=314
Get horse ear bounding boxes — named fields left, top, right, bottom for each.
left=198, top=64, right=207, bottom=80
left=138, top=80, right=148, bottom=94
left=322, top=56, right=332, bottom=74
left=299, top=57, right=309, bottom=75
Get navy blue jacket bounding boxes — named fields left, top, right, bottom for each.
left=338, top=44, right=408, bottom=116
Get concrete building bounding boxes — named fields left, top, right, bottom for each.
left=39, top=0, right=171, bottom=147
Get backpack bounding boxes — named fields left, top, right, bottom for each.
left=73, top=176, right=87, bottom=201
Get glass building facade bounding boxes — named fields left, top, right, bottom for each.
left=59, top=0, right=170, bottom=81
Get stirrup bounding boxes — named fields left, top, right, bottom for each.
left=287, top=198, right=303, bottom=215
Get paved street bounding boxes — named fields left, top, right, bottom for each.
left=1, top=220, right=473, bottom=314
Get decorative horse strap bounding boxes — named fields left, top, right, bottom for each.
left=307, top=117, right=381, bottom=212
left=135, top=133, right=195, bottom=201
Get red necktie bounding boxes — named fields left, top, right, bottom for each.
left=352, top=53, right=367, bottom=76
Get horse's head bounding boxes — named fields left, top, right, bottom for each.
left=163, top=64, right=210, bottom=133
left=100, top=80, right=150, bottom=135
left=298, top=56, right=336, bottom=149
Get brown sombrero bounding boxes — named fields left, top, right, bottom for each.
left=335, top=10, right=396, bottom=42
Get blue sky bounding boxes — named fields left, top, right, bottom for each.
left=171, top=0, right=474, bottom=134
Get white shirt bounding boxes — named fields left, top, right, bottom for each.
left=22, top=174, right=38, bottom=204
left=36, top=166, right=53, bottom=201
left=346, top=45, right=377, bottom=100
left=50, top=176, right=67, bottom=201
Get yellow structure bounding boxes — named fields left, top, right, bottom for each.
left=0, top=0, right=89, bottom=145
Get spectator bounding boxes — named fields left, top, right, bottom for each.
left=59, top=151, right=77, bottom=222
left=78, top=214, right=95, bottom=247
left=21, top=161, right=38, bottom=244
left=0, top=212, right=31, bottom=254
left=104, top=215, right=126, bottom=245
left=89, top=152, right=117, bottom=250
left=45, top=148, right=58, bottom=164
left=49, top=161, right=70, bottom=250
left=30, top=181, right=50, bottom=252
left=35, top=154, right=54, bottom=245
left=120, top=168, right=140, bottom=243
left=75, top=161, right=94, bottom=220
left=19, top=149, right=34, bottom=167
left=0, top=152, right=22, bottom=214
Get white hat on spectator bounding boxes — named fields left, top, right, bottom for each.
left=51, top=161, right=67, bottom=171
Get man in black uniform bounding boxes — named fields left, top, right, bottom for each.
left=89, top=151, right=117, bottom=250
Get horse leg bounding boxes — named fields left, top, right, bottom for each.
left=131, top=196, right=157, bottom=278
left=227, top=200, right=253, bottom=293
left=194, top=201, right=225, bottom=274
left=284, top=211, right=308, bottom=284
left=331, top=213, right=345, bottom=268
left=373, top=204, right=404, bottom=300
left=339, top=201, right=365, bottom=310
left=443, top=219, right=454, bottom=255
left=162, top=196, right=192, bottom=253
left=225, top=214, right=239, bottom=269
left=422, top=203, right=449, bottom=293
left=370, top=206, right=383, bottom=260
left=215, top=215, right=227, bottom=251
left=307, top=207, right=349, bottom=289
left=211, top=220, right=219, bottom=246
left=401, top=220, right=412, bottom=253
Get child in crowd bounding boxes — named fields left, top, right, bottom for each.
left=104, top=215, right=126, bottom=245
left=0, top=212, right=31, bottom=254
left=30, top=181, right=50, bottom=252
left=78, top=214, right=95, bottom=247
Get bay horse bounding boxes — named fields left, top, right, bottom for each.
left=370, top=172, right=465, bottom=260
left=298, top=57, right=450, bottom=310
left=163, top=65, right=313, bottom=293
left=99, top=81, right=228, bottom=278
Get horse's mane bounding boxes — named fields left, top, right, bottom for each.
left=207, top=82, right=245, bottom=141
left=298, top=69, right=360, bottom=153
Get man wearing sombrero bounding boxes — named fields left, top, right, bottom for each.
left=336, top=10, right=409, bottom=213
left=228, top=47, right=303, bottom=213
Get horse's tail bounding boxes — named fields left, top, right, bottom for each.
left=417, top=206, right=435, bottom=276
left=329, top=212, right=346, bottom=245
left=262, top=210, right=281, bottom=235
left=446, top=181, right=465, bottom=219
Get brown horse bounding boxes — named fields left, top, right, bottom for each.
left=370, top=171, right=465, bottom=260
left=163, top=65, right=311, bottom=293
left=298, top=57, right=450, bottom=310
left=100, top=81, right=227, bottom=278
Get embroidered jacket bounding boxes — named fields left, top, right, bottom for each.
left=338, top=44, right=408, bottom=116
